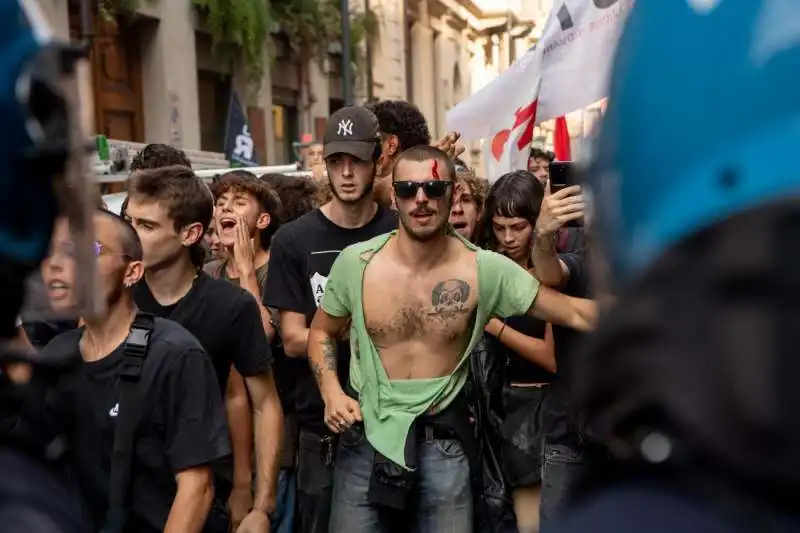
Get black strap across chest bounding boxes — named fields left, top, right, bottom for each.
left=101, top=312, right=155, bottom=533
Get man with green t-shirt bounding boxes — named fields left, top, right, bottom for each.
left=307, top=145, right=597, bottom=532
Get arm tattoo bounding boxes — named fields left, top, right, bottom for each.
left=431, top=279, right=471, bottom=320
left=310, top=338, right=337, bottom=386
left=310, top=360, right=324, bottom=382
left=322, top=338, right=337, bottom=372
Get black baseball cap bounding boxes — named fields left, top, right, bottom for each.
left=323, top=106, right=380, bottom=161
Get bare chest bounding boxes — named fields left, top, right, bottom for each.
left=362, top=264, right=479, bottom=346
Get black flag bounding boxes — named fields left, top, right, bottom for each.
left=223, top=91, right=259, bottom=167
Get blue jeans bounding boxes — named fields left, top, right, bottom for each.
left=328, top=425, right=472, bottom=533
left=539, top=442, right=585, bottom=530
left=270, top=469, right=296, bottom=533
left=297, top=429, right=335, bottom=533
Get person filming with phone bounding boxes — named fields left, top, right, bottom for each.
left=539, top=162, right=586, bottom=255
left=531, top=161, right=596, bottom=526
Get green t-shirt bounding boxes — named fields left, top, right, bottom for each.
left=321, top=229, right=540, bottom=468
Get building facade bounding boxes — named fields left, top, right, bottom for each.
left=37, top=0, right=538, bottom=168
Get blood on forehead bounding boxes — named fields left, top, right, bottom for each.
left=431, top=159, right=439, bottom=179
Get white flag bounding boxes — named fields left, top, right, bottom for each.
left=447, top=0, right=634, bottom=182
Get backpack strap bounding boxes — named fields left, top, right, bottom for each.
left=102, top=313, right=155, bottom=533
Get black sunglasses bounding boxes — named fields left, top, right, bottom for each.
left=392, top=180, right=453, bottom=199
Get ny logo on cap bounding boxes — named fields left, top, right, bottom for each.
left=337, top=119, right=354, bottom=137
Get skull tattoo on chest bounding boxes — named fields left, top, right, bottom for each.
left=431, top=279, right=471, bottom=320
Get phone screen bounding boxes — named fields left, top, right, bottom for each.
left=548, top=161, right=582, bottom=228
left=549, top=161, right=574, bottom=192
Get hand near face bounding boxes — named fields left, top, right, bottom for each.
left=232, top=215, right=256, bottom=276
left=434, top=131, right=466, bottom=160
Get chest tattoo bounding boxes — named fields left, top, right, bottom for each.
left=430, top=279, right=472, bottom=320
left=365, top=279, right=473, bottom=342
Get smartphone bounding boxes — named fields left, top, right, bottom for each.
left=548, top=161, right=575, bottom=193
left=547, top=161, right=582, bottom=227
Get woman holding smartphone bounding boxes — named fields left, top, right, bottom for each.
left=476, top=170, right=556, bottom=533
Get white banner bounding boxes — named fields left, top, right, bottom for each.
left=536, top=0, right=633, bottom=124
left=446, top=0, right=634, bottom=181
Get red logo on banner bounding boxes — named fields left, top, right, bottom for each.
left=490, top=100, right=539, bottom=162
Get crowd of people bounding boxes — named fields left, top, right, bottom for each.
left=5, top=1, right=800, bottom=532
left=9, top=98, right=597, bottom=533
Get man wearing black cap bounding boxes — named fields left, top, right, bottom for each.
left=264, top=106, right=397, bottom=533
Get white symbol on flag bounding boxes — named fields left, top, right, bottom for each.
left=109, top=403, right=119, bottom=418
left=337, top=119, right=354, bottom=136
left=234, top=125, right=254, bottom=161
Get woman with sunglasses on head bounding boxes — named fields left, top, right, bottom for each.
left=475, top=170, right=557, bottom=533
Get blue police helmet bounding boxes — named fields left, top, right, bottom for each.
left=0, top=0, right=60, bottom=267
left=589, top=0, right=800, bottom=289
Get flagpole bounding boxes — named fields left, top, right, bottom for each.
left=341, top=0, right=353, bottom=105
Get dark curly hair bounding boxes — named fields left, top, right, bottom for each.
left=121, top=144, right=193, bottom=217
left=262, top=173, right=317, bottom=223
left=211, top=170, right=283, bottom=250
left=130, top=143, right=192, bottom=171
left=475, top=170, right=545, bottom=253
left=367, top=100, right=431, bottom=151
left=529, top=147, right=554, bottom=162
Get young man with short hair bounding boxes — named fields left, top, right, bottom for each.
left=528, top=148, right=554, bottom=184
left=120, top=143, right=194, bottom=218
left=36, top=209, right=230, bottom=533
left=264, top=105, right=397, bottom=533
left=309, top=145, right=597, bottom=532
left=205, top=170, right=298, bottom=533
left=125, top=166, right=283, bottom=533
left=206, top=170, right=281, bottom=311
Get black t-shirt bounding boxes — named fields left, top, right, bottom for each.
left=205, top=259, right=295, bottom=414
left=490, top=314, right=553, bottom=384
left=264, top=207, right=397, bottom=434
left=543, top=252, right=592, bottom=446
left=22, top=319, right=79, bottom=349
left=40, top=319, right=231, bottom=533
left=134, top=273, right=272, bottom=394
